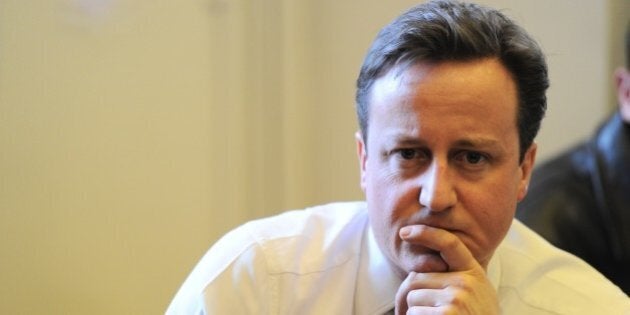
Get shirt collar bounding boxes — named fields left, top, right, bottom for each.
left=487, top=247, right=502, bottom=292
left=354, top=225, right=401, bottom=315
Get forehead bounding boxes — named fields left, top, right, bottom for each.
left=370, top=58, right=517, bottom=113
left=367, top=58, right=519, bottom=146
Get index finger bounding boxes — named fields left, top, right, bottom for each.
left=399, top=225, right=478, bottom=271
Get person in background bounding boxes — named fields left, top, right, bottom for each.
left=516, top=23, right=630, bottom=294
left=167, top=1, right=630, bottom=314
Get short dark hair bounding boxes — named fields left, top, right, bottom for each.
left=355, top=0, right=549, bottom=161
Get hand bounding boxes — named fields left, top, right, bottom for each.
left=394, top=225, right=499, bottom=315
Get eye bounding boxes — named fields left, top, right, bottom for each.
left=391, top=148, right=428, bottom=171
left=394, top=148, right=430, bottom=162
left=398, top=148, right=420, bottom=160
left=454, top=150, right=489, bottom=168
left=464, top=151, right=484, bottom=164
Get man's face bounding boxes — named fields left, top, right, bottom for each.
left=357, top=58, right=536, bottom=277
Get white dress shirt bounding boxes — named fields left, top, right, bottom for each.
left=166, top=202, right=630, bottom=314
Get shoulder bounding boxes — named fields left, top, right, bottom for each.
left=203, top=201, right=369, bottom=276
left=494, top=220, right=630, bottom=314
left=238, top=201, right=369, bottom=272
left=166, top=202, right=369, bottom=314
left=242, top=201, right=368, bottom=244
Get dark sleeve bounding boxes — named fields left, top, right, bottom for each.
left=515, top=149, right=613, bottom=272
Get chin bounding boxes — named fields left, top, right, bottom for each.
left=399, top=251, right=449, bottom=274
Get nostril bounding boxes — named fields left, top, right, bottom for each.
left=419, top=182, right=457, bottom=212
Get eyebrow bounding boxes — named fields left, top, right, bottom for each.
left=384, top=133, right=425, bottom=147
left=386, top=133, right=503, bottom=150
left=453, top=138, right=502, bottom=149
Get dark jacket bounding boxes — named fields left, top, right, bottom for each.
left=516, top=113, right=630, bottom=294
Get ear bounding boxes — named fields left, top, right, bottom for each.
left=517, top=143, right=537, bottom=202
left=355, top=131, right=368, bottom=192
left=614, top=67, right=630, bottom=122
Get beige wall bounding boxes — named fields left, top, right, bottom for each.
left=0, top=0, right=627, bottom=313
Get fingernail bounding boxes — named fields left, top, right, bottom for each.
left=400, top=226, right=411, bottom=238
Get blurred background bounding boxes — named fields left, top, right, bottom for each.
left=1, top=0, right=628, bottom=313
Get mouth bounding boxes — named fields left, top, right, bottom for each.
left=401, top=244, right=449, bottom=273
left=394, top=223, right=463, bottom=273
left=404, top=242, right=439, bottom=255
left=401, top=220, right=465, bottom=238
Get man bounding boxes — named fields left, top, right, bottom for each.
left=167, top=1, right=630, bottom=314
left=516, top=24, right=630, bottom=294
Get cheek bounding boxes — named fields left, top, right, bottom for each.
left=365, top=168, right=419, bottom=218
left=475, top=183, right=517, bottom=218
left=466, top=180, right=518, bottom=255
left=365, top=174, right=394, bottom=228
left=364, top=166, right=419, bottom=237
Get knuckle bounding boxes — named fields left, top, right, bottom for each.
left=443, top=286, right=472, bottom=313
left=449, top=272, right=475, bottom=291
left=449, top=292, right=466, bottom=308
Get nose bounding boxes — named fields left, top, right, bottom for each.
left=418, top=160, right=457, bottom=212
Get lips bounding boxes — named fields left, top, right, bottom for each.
left=393, top=203, right=463, bottom=232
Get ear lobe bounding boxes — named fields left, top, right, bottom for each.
left=355, top=131, right=368, bottom=192
left=614, top=67, right=630, bottom=122
left=517, top=143, right=537, bottom=201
